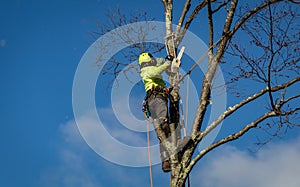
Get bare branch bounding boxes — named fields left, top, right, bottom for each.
left=175, top=0, right=191, bottom=36
left=191, top=0, right=239, bottom=137
left=222, top=0, right=238, bottom=35
left=184, top=85, right=300, bottom=177
left=207, top=0, right=214, bottom=48
left=267, top=4, right=276, bottom=109
left=289, top=0, right=300, bottom=4
left=228, top=0, right=284, bottom=38
left=178, top=0, right=207, bottom=43
left=198, top=76, right=300, bottom=140
left=189, top=111, right=277, bottom=171
left=212, top=0, right=230, bottom=14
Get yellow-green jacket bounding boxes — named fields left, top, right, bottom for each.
left=140, top=58, right=171, bottom=91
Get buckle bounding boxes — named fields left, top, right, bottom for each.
left=148, top=85, right=168, bottom=96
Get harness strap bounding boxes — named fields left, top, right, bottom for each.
left=146, top=85, right=169, bottom=98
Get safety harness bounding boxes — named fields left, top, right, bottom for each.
left=143, top=85, right=169, bottom=119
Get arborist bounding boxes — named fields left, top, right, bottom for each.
left=139, top=52, right=173, bottom=172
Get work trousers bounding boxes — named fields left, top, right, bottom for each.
left=147, top=93, right=171, bottom=160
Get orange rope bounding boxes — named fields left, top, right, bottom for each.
left=146, top=119, right=154, bottom=187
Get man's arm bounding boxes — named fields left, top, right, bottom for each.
left=154, top=60, right=171, bottom=75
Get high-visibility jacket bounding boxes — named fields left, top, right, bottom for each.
left=140, top=58, right=171, bottom=91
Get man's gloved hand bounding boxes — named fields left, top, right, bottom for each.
left=165, top=55, right=174, bottom=61
left=142, top=100, right=147, bottom=113
left=165, top=56, right=173, bottom=75
left=142, top=100, right=150, bottom=119
left=165, top=67, right=172, bottom=76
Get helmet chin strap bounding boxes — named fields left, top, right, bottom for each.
left=140, top=60, right=156, bottom=69
left=151, top=58, right=157, bottom=66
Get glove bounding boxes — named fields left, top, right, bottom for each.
left=165, top=55, right=174, bottom=61
left=142, top=100, right=150, bottom=118
left=142, top=100, right=147, bottom=113
left=165, top=67, right=172, bottom=76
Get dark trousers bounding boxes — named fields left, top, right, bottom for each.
left=147, top=93, right=171, bottom=160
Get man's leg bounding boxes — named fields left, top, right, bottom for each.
left=148, top=96, right=171, bottom=172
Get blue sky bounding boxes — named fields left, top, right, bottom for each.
left=1, top=0, right=300, bottom=187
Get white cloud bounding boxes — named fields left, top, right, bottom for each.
left=39, top=109, right=161, bottom=187
left=192, top=137, right=300, bottom=187
left=72, top=107, right=162, bottom=167
left=39, top=120, right=104, bottom=187
left=59, top=119, right=85, bottom=145
left=43, top=106, right=300, bottom=187
left=57, top=110, right=300, bottom=187
left=98, top=107, right=148, bottom=146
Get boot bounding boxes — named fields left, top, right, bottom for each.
left=162, top=160, right=171, bottom=172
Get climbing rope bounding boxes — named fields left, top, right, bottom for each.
left=184, top=74, right=190, bottom=137
left=147, top=122, right=154, bottom=187
left=144, top=113, right=154, bottom=187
